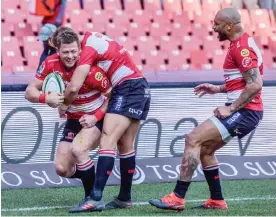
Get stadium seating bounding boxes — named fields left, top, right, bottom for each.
left=1, top=0, right=276, bottom=73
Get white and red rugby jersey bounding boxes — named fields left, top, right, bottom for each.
left=77, top=31, right=144, bottom=87
left=223, top=33, right=263, bottom=111
left=35, top=53, right=112, bottom=119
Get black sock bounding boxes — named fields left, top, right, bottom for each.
left=69, top=160, right=95, bottom=197
left=90, top=149, right=115, bottom=201
left=118, top=151, right=136, bottom=202
left=203, top=164, right=224, bottom=200
left=173, top=180, right=191, bottom=199
left=76, top=159, right=95, bottom=197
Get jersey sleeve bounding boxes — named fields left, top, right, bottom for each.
left=234, top=46, right=258, bottom=73
left=85, top=66, right=112, bottom=94
left=77, top=33, right=98, bottom=66
left=35, top=60, right=50, bottom=80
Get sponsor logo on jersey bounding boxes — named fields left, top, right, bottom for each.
left=95, top=72, right=103, bottom=81
left=241, top=48, right=250, bottom=57
left=36, top=62, right=45, bottom=77
left=242, top=57, right=252, bottom=67
left=101, top=77, right=108, bottom=88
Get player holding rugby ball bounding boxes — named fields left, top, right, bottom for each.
left=24, top=28, right=112, bottom=207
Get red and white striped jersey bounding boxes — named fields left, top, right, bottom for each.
left=77, top=31, right=144, bottom=87
left=35, top=53, right=112, bottom=119
left=223, top=33, right=263, bottom=111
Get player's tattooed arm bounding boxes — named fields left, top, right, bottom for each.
left=219, top=84, right=227, bottom=93
left=230, top=67, right=263, bottom=112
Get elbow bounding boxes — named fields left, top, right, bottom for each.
left=67, top=84, right=79, bottom=95
left=24, top=90, right=31, bottom=101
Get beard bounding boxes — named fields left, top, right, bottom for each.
left=218, top=32, right=228, bottom=41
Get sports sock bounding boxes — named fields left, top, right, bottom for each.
left=118, top=151, right=136, bottom=202
left=173, top=180, right=191, bottom=199
left=203, top=164, right=224, bottom=200
left=90, top=149, right=115, bottom=201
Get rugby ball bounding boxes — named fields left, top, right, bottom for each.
left=42, top=73, right=65, bottom=94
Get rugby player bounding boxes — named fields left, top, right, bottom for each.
left=58, top=28, right=151, bottom=212
left=25, top=29, right=112, bottom=206
left=149, top=7, right=263, bottom=211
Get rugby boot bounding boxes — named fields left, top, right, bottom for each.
left=193, top=198, right=228, bottom=210
left=148, top=192, right=185, bottom=211
left=105, top=197, right=133, bottom=209
left=69, top=196, right=105, bottom=213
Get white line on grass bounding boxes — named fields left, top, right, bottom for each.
left=2, top=196, right=276, bottom=212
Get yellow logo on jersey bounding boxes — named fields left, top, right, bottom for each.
left=95, top=72, right=103, bottom=81
left=241, top=49, right=250, bottom=57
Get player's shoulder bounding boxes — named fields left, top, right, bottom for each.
left=232, top=33, right=257, bottom=55
left=44, top=53, right=59, bottom=64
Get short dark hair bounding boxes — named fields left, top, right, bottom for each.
left=53, top=27, right=80, bottom=49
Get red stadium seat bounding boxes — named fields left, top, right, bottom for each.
left=167, top=49, right=190, bottom=70
left=152, top=10, right=172, bottom=25
left=136, top=36, right=157, bottom=52
left=118, top=36, right=137, bottom=52
left=191, top=23, right=210, bottom=38
left=128, top=23, right=147, bottom=37
left=211, top=49, right=226, bottom=69
left=85, top=23, right=105, bottom=34
left=104, top=0, right=122, bottom=11
left=2, top=50, right=24, bottom=70
left=67, top=0, right=81, bottom=10
left=26, top=50, right=41, bottom=70
left=129, top=50, right=144, bottom=65
left=159, top=36, right=181, bottom=52
left=202, top=0, right=220, bottom=14
left=111, top=10, right=131, bottom=25
left=170, top=22, right=191, bottom=38
left=261, top=49, right=275, bottom=69
left=91, top=10, right=110, bottom=25
left=2, top=0, right=20, bottom=11
left=181, top=35, right=203, bottom=52
left=149, top=22, right=170, bottom=38
left=144, top=0, right=162, bottom=12
left=193, top=11, right=214, bottom=29
left=182, top=0, right=201, bottom=20
left=268, top=35, right=276, bottom=53
left=26, top=14, right=43, bottom=33
left=1, top=65, right=12, bottom=73
left=23, top=36, right=43, bottom=57
left=172, top=12, right=191, bottom=25
left=238, top=9, right=252, bottom=28
left=220, top=0, right=232, bottom=8
left=14, top=23, right=34, bottom=38
left=145, top=50, right=168, bottom=71
left=20, top=0, right=30, bottom=11
left=4, top=9, right=26, bottom=24
left=12, top=65, right=33, bottom=73
left=2, top=37, right=20, bottom=52
left=203, top=35, right=223, bottom=53
left=84, top=0, right=102, bottom=12
left=124, top=0, right=142, bottom=11
left=70, top=9, right=91, bottom=33
left=250, top=9, right=271, bottom=30
left=105, top=23, right=127, bottom=38
left=131, top=10, right=152, bottom=25
left=190, top=50, right=210, bottom=69
left=1, top=23, right=12, bottom=37
left=163, top=0, right=182, bottom=14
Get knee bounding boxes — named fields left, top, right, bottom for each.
left=55, top=163, right=69, bottom=177
left=185, top=132, right=200, bottom=149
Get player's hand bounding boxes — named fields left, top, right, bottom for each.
left=213, top=106, right=232, bottom=119
left=46, top=92, right=64, bottom=108
left=194, top=83, right=220, bottom=97
left=58, top=104, right=68, bottom=119
left=79, top=114, right=98, bottom=128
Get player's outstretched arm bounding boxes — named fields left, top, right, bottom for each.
left=194, top=83, right=226, bottom=97
left=64, top=64, right=91, bottom=105
left=230, top=67, right=263, bottom=112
